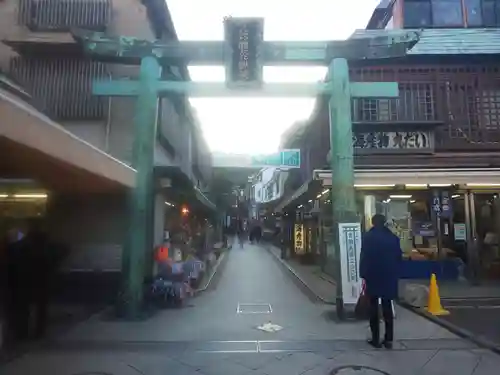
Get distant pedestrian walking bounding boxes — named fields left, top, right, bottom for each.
left=359, top=214, right=402, bottom=349
left=236, top=217, right=245, bottom=248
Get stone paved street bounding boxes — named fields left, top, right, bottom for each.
left=2, top=243, right=500, bottom=374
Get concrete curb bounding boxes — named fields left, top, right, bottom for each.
left=264, top=244, right=335, bottom=305
left=194, top=250, right=228, bottom=294
left=399, top=301, right=500, bottom=355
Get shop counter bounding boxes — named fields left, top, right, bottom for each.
left=400, top=258, right=460, bottom=280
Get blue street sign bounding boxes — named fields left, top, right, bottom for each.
left=251, top=149, right=301, bottom=168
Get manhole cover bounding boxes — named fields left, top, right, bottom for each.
left=237, top=303, right=272, bottom=314
left=331, top=366, right=391, bottom=374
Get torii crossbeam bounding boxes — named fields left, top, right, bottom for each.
left=72, top=18, right=419, bottom=319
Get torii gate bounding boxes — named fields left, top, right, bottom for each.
left=73, top=18, right=419, bottom=318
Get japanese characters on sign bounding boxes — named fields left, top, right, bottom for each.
left=440, top=191, right=452, bottom=219
left=353, top=131, right=432, bottom=151
left=294, top=224, right=305, bottom=255
left=339, top=223, right=362, bottom=305
left=224, top=17, right=264, bottom=89
left=431, top=190, right=453, bottom=219
left=432, top=191, right=442, bottom=215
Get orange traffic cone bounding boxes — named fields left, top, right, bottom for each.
left=426, top=273, right=450, bottom=316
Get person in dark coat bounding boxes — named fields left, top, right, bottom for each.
left=359, top=214, right=402, bottom=349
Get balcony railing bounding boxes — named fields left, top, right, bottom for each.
left=349, top=65, right=500, bottom=149
left=18, top=0, right=112, bottom=31
left=9, top=57, right=109, bottom=120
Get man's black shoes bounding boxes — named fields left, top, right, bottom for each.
left=382, top=340, right=393, bottom=349
left=367, top=339, right=382, bottom=349
left=367, top=339, right=393, bottom=349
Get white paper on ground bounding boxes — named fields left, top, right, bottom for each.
left=256, top=322, right=283, bottom=333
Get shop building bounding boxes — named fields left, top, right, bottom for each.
left=0, top=0, right=215, bottom=279
left=276, top=3, right=500, bottom=282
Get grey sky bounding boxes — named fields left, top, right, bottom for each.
left=167, top=0, right=380, bottom=154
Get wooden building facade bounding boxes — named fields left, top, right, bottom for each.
left=277, top=24, right=500, bottom=281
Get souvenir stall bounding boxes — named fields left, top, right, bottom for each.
left=363, top=189, right=461, bottom=280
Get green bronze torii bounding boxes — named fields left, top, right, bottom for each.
left=72, top=18, right=419, bottom=319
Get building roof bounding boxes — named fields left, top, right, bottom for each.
left=279, top=120, right=309, bottom=149
left=365, top=0, right=396, bottom=30
left=351, top=28, right=500, bottom=55
left=284, top=27, right=500, bottom=150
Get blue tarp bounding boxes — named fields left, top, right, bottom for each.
left=400, top=259, right=460, bottom=280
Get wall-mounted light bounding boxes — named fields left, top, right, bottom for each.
left=452, top=194, right=460, bottom=199
left=354, top=184, right=395, bottom=188
left=164, top=201, right=175, bottom=207
left=297, top=204, right=303, bottom=208
left=410, top=200, right=416, bottom=203
left=405, top=184, right=427, bottom=188
left=389, top=195, right=412, bottom=199
left=308, top=199, right=312, bottom=203
left=13, top=193, right=47, bottom=199
left=466, top=183, right=500, bottom=187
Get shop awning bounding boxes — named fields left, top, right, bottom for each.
left=275, top=179, right=323, bottom=212
left=156, top=166, right=217, bottom=213
left=0, top=88, right=136, bottom=192
left=314, top=167, right=500, bottom=186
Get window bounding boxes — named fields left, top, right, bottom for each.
left=405, top=0, right=500, bottom=28
left=432, top=0, right=464, bottom=26
left=464, top=0, right=483, bottom=26
left=482, top=0, right=500, bottom=26
left=404, top=0, right=432, bottom=27
left=473, top=90, right=500, bottom=131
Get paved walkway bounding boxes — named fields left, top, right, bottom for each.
left=2, top=243, right=500, bottom=374
left=266, top=245, right=336, bottom=304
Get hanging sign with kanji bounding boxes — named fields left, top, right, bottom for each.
left=224, top=17, right=264, bottom=89
left=294, top=224, right=305, bottom=255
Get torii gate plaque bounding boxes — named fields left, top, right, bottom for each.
left=73, top=17, right=418, bottom=319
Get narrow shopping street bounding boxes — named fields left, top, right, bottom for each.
left=2, top=243, right=500, bottom=375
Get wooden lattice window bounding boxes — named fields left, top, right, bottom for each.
left=474, top=90, right=500, bottom=131
left=352, top=83, right=435, bottom=123
left=9, top=57, right=109, bottom=120
left=18, top=0, right=112, bottom=31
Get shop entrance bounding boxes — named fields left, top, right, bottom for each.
left=350, top=186, right=500, bottom=281
left=472, top=192, right=500, bottom=279
left=0, top=180, right=48, bottom=243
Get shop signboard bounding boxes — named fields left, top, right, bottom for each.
left=431, top=191, right=441, bottom=215
left=294, top=224, right=305, bottom=255
left=339, top=222, right=362, bottom=305
left=353, top=131, right=433, bottom=153
left=431, top=190, right=453, bottom=219
left=454, top=223, right=466, bottom=241
left=412, top=221, right=435, bottom=237
left=440, top=191, right=453, bottom=219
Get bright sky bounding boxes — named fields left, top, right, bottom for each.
left=167, top=0, right=379, bottom=154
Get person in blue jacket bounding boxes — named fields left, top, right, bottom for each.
left=360, top=214, right=402, bottom=349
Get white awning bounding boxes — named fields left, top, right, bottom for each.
left=314, top=168, right=500, bottom=187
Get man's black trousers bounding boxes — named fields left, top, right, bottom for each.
left=369, top=296, right=394, bottom=343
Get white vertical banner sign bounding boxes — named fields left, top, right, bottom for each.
left=338, top=223, right=362, bottom=305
